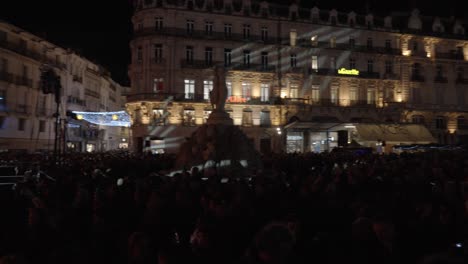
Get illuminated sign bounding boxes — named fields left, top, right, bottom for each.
left=338, top=68, right=359, bottom=75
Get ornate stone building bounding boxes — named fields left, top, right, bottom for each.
left=0, top=20, right=128, bottom=153
left=127, top=0, right=468, bottom=153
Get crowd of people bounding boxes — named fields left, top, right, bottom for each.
left=0, top=149, right=467, bottom=264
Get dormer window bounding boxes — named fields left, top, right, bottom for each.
left=260, top=1, right=269, bottom=18
left=365, top=14, right=374, bottom=29
left=329, top=9, right=338, bottom=25
left=384, top=16, right=392, bottom=28
left=289, top=4, right=298, bottom=21
left=348, top=12, right=356, bottom=27
left=311, top=7, right=320, bottom=24
left=432, top=18, right=445, bottom=33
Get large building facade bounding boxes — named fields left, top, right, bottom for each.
left=0, top=21, right=128, bottom=153
left=127, top=0, right=468, bottom=154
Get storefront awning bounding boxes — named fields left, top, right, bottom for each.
left=284, top=121, right=350, bottom=131
left=355, top=123, right=436, bottom=144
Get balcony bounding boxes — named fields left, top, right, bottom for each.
left=67, top=96, right=86, bottom=106
left=230, top=63, right=276, bottom=72
left=85, top=89, right=100, bottom=99
left=359, top=71, right=381, bottom=79
left=435, top=52, right=465, bottom=61
left=133, top=27, right=280, bottom=45
left=297, top=40, right=401, bottom=55
left=0, top=40, right=66, bottom=69
left=181, top=59, right=221, bottom=69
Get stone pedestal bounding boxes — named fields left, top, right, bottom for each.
left=206, top=110, right=233, bottom=125
left=175, top=110, right=261, bottom=177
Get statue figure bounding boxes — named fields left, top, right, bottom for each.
left=209, top=65, right=228, bottom=111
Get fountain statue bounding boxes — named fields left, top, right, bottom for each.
left=175, top=65, right=262, bottom=177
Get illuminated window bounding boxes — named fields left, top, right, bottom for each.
left=203, top=80, right=213, bottom=100
left=311, top=56, right=318, bottom=72
left=349, top=87, right=357, bottom=105
left=311, top=85, right=320, bottom=103
left=183, top=109, right=195, bottom=126
left=242, top=109, right=253, bottom=126
left=290, top=84, right=298, bottom=99
left=242, top=82, right=251, bottom=100
left=367, top=88, right=376, bottom=105
left=261, top=83, right=269, bottom=102
left=226, top=82, right=232, bottom=98
left=184, top=79, right=195, bottom=99
left=330, top=86, right=338, bottom=104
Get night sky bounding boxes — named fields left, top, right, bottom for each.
left=0, top=0, right=466, bottom=86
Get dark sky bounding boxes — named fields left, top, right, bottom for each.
left=0, top=0, right=466, bottom=86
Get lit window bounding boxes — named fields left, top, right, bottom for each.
left=203, top=80, right=213, bottom=100
left=184, top=79, right=195, bottom=99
